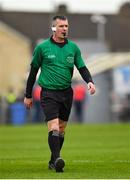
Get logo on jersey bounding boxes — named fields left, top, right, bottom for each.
left=47, top=54, right=56, bottom=59
left=66, top=56, right=74, bottom=63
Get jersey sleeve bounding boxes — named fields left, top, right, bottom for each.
left=30, top=45, right=42, bottom=69
left=74, top=44, right=86, bottom=69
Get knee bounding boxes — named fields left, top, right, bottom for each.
left=47, top=119, right=59, bottom=132
left=59, top=124, right=65, bottom=133
left=50, top=124, right=59, bottom=132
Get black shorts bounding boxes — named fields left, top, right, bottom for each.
left=40, top=87, right=73, bottom=122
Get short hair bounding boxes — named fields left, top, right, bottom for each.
left=52, top=15, right=67, bottom=21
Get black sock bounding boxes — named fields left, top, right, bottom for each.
left=59, top=132, right=65, bottom=150
left=50, top=132, right=65, bottom=163
left=48, top=130, right=60, bottom=162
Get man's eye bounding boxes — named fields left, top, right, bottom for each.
left=59, top=25, right=68, bottom=28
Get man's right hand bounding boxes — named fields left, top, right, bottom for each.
left=24, top=97, right=33, bottom=109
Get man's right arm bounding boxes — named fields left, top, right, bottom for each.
left=24, top=65, right=39, bottom=108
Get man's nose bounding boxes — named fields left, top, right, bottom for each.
left=63, top=26, right=68, bottom=30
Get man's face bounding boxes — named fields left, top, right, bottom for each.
left=54, top=19, right=69, bottom=39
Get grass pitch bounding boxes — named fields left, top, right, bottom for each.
left=0, top=123, right=130, bottom=179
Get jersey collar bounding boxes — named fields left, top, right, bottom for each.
left=50, top=36, right=68, bottom=48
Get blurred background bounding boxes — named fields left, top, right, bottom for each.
left=0, top=0, right=130, bottom=125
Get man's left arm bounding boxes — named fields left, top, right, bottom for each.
left=74, top=44, right=96, bottom=95
left=79, top=66, right=96, bottom=95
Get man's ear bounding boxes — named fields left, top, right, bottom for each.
left=51, top=26, right=57, bottom=32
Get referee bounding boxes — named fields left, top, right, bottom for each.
left=24, top=15, right=96, bottom=172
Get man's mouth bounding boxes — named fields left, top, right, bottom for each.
left=62, top=32, right=66, bottom=37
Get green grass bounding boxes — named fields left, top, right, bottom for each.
left=0, top=123, right=130, bottom=179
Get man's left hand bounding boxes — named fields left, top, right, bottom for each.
left=87, top=82, right=96, bottom=95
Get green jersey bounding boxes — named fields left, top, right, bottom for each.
left=31, top=38, right=86, bottom=89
